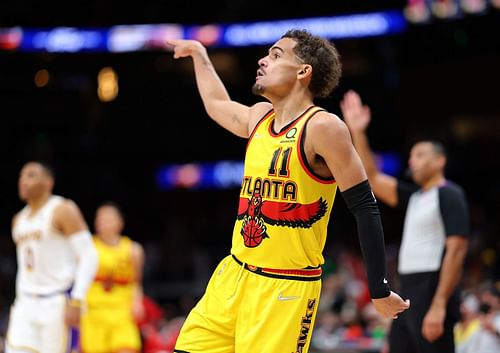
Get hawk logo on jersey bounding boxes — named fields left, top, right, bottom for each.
left=237, top=193, right=328, bottom=248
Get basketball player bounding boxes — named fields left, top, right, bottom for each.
left=80, top=202, right=144, bottom=353
left=340, top=90, right=469, bottom=353
left=7, top=161, right=98, bottom=353
left=167, top=29, right=410, bottom=353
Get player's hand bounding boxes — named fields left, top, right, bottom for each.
left=372, top=291, right=410, bottom=318
left=422, top=303, right=445, bottom=342
left=166, top=39, right=207, bottom=59
left=340, top=90, right=372, bottom=133
left=65, top=299, right=82, bottom=328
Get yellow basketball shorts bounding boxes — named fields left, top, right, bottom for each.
left=80, top=305, right=141, bottom=353
left=174, top=254, right=322, bottom=353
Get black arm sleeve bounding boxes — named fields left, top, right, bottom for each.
left=438, top=183, right=470, bottom=237
left=342, top=180, right=391, bottom=299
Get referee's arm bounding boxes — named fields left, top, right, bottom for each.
left=340, top=90, right=399, bottom=207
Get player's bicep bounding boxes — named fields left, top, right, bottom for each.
left=329, top=146, right=368, bottom=192
left=311, top=115, right=367, bottom=191
left=53, top=200, right=89, bottom=236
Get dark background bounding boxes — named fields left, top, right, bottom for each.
left=1, top=0, right=499, bottom=313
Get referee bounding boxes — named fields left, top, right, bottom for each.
left=341, top=90, right=469, bottom=353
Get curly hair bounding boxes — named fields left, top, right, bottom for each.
left=282, top=29, right=342, bottom=98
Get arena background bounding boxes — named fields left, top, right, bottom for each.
left=1, top=1, right=499, bottom=352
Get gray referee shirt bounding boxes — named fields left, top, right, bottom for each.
left=396, top=181, right=469, bottom=275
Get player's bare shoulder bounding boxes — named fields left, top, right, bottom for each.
left=247, top=101, right=273, bottom=136
left=131, top=241, right=145, bottom=261
left=12, top=212, right=21, bottom=229
left=307, top=110, right=351, bottom=147
left=52, top=198, right=87, bottom=235
left=53, top=198, right=80, bottom=219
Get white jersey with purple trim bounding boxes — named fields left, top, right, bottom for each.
left=12, top=195, right=77, bottom=296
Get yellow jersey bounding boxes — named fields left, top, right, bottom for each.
left=231, top=106, right=337, bottom=269
left=86, top=236, right=136, bottom=308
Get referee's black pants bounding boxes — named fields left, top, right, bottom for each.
left=389, top=271, right=459, bottom=353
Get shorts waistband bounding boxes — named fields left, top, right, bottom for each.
left=231, top=255, right=322, bottom=281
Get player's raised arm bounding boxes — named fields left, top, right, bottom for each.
left=309, top=112, right=410, bottom=318
left=168, top=39, right=270, bottom=138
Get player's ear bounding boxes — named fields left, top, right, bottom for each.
left=298, top=64, right=312, bottom=79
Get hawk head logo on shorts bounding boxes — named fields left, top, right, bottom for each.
left=237, top=193, right=328, bottom=248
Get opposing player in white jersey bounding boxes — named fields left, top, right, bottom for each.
left=7, top=161, right=98, bottom=353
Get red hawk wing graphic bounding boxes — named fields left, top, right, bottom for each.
left=260, top=198, right=328, bottom=228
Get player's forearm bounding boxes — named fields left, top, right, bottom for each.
left=191, top=51, right=231, bottom=118
left=432, top=243, right=467, bottom=308
left=69, top=230, right=98, bottom=300
left=342, top=180, right=390, bottom=299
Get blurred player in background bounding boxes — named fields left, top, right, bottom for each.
left=7, top=161, right=98, bottom=353
left=80, top=202, right=144, bottom=353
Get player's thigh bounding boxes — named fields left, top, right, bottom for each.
left=110, top=318, right=142, bottom=353
left=80, top=309, right=109, bottom=353
left=174, top=256, right=239, bottom=353
left=6, top=298, right=40, bottom=352
left=5, top=346, right=38, bottom=353
left=236, top=275, right=322, bottom=353
left=174, top=294, right=235, bottom=353
left=39, top=295, right=73, bottom=353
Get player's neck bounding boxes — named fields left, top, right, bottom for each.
left=272, top=97, right=314, bottom=131
left=98, top=233, right=121, bottom=246
left=421, top=174, right=446, bottom=191
left=27, top=193, right=52, bottom=213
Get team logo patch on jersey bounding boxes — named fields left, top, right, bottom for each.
left=236, top=193, right=328, bottom=248
left=286, top=127, right=297, bottom=139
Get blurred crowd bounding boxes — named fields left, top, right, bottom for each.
left=309, top=249, right=500, bottom=353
